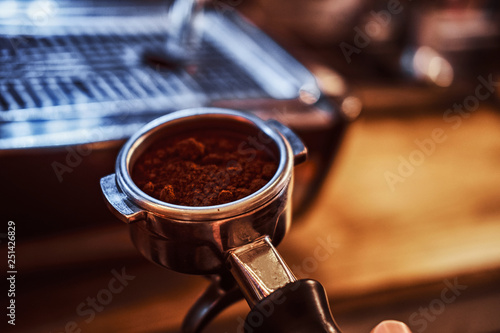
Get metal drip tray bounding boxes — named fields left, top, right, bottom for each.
left=0, top=2, right=318, bottom=150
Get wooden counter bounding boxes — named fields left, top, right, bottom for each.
left=10, top=105, right=500, bottom=333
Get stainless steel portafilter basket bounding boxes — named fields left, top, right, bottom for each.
left=100, top=108, right=341, bottom=333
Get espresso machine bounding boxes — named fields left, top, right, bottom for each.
left=0, top=0, right=352, bottom=238
left=0, top=0, right=352, bottom=331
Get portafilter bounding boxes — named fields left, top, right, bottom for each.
left=100, top=108, right=341, bottom=333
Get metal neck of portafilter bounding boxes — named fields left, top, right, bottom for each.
left=227, top=235, right=297, bottom=307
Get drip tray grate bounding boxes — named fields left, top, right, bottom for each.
left=0, top=4, right=316, bottom=149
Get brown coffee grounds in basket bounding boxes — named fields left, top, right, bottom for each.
left=131, top=129, right=278, bottom=206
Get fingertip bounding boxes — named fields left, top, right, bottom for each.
left=370, top=320, right=413, bottom=333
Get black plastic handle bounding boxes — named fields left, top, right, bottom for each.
left=243, top=279, right=342, bottom=333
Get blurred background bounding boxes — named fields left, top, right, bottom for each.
left=1, top=0, right=499, bottom=332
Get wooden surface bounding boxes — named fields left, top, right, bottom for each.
left=284, top=105, right=500, bottom=296
left=8, top=105, right=500, bottom=333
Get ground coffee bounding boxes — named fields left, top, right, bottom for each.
left=132, top=129, right=278, bottom=206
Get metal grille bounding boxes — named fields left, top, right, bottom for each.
left=0, top=33, right=267, bottom=117
left=0, top=4, right=316, bottom=149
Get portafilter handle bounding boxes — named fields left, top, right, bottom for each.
left=182, top=236, right=342, bottom=333
left=226, top=236, right=342, bottom=333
